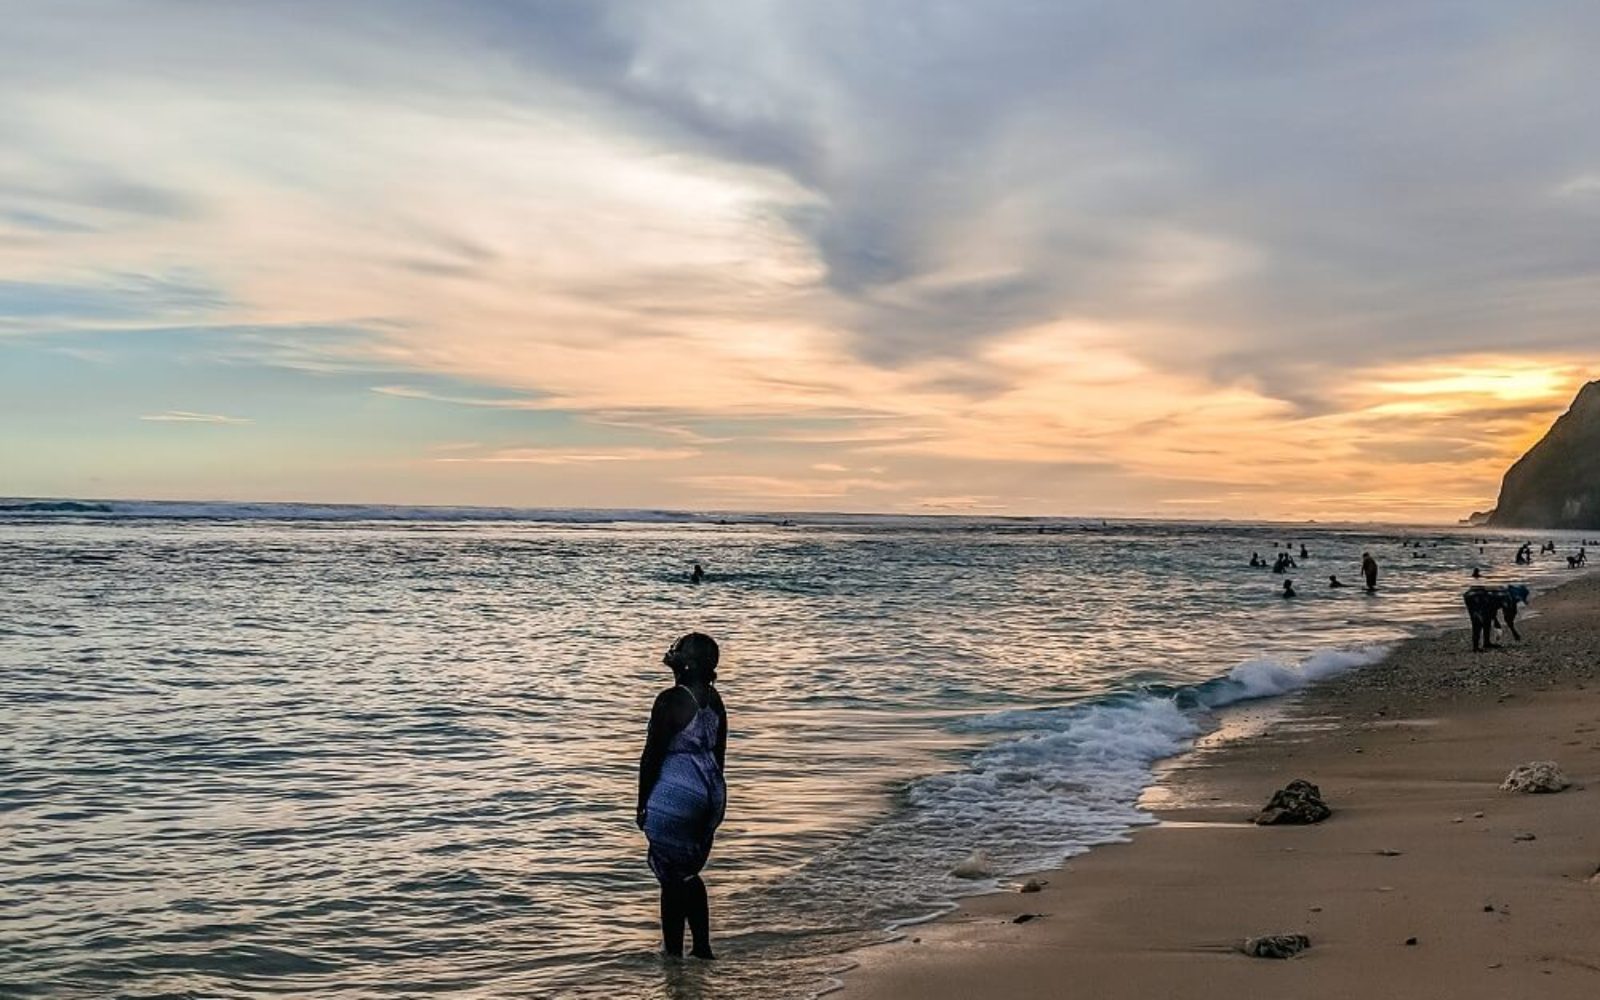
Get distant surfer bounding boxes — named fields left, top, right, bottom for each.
left=1361, top=552, right=1378, bottom=592
left=690, top=563, right=705, bottom=584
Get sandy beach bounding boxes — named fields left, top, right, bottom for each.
left=840, top=573, right=1600, bottom=999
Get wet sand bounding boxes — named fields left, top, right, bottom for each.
left=840, top=573, right=1600, bottom=999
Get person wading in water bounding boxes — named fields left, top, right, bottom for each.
left=637, top=632, right=727, bottom=959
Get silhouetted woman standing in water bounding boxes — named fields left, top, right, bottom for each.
left=637, top=632, right=727, bottom=959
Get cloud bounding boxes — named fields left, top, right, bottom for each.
left=675, top=474, right=912, bottom=500
left=0, top=272, right=224, bottom=327
left=436, top=446, right=698, bottom=464
left=370, top=384, right=545, bottom=408
left=1555, top=173, right=1600, bottom=200
left=916, top=495, right=1008, bottom=511
left=488, top=1, right=1600, bottom=382
left=2, top=208, right=98, bottom=235
left=139, top=410, right=250, bottom=424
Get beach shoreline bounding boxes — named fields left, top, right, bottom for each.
left=837, top=572, right=1600, bottom=999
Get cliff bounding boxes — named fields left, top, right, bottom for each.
left=1487, top=379, right=1600, bottom=529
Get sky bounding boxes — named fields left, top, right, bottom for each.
left=2, top=1, right=1597, bottom=521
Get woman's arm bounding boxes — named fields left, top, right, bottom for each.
left=713, top=692, right=728, bottom=772
left=637, top=692, right=672, bottom=826
left=637, top=689, right=688, bottom=827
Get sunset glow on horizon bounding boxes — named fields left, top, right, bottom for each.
left=3, top=3, right=1597, bottom=522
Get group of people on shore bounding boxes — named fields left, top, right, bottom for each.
left=1516, top=540, right=1589, bottom=569
left=1262, top=535, right=1595, bottom=601
left=1464, top=537, right=1600, bottom=650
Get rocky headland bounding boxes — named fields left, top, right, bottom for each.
left=1485, top=379, right=1600, bottom=530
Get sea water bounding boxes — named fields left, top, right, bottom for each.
left=1, top=504, right=1583, bottom=998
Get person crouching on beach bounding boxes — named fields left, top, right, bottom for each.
left=1463, top=585, right=1530, bottom=652
left=637, top=632, right=728, bottom=959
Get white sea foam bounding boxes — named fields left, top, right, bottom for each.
left=906, top=644, right=1390, bottom=882
left=789, top=692, right=1204, bottom=928
left=1197, top=644, right=1391, bottom=707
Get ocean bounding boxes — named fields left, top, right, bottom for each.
left=1, top=502, right=1583, bottom=999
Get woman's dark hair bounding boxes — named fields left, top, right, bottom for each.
left=666, top=632, right=719, bottom=684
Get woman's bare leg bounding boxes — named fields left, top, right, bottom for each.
left=685, top=876, right=714, bottom=959
left=659, top=882, right=685, bottom=957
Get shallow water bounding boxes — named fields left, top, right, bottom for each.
left=1, top=507, right=1583, bottom=998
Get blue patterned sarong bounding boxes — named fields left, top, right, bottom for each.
left=644, top=691, right=725, bottom=884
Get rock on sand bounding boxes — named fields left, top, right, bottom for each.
left=1240, top=934, right=1311, bottom=959
left=1254, top=779, right=1332, bottom=825
left=1499, top=761, right=1570, bottom=793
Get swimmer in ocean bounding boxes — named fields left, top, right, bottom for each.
left=690, top=563, right=704, bottom=584
left=1328, top=574, right=1345, bottom=588
left=1282, top=579, right=1297, bottom=598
